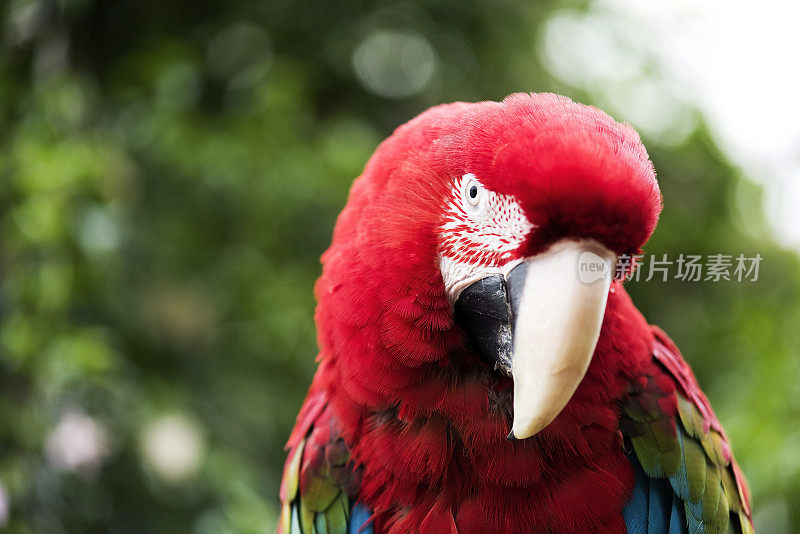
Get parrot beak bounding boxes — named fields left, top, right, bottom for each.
left=453, top=239, right=616, bottom=440
left=507, top=239, right=616, bottom=440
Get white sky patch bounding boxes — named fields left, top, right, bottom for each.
left=542, top=0, right=800, bottom=251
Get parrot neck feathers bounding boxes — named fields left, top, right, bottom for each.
left=313, top=286, right=654, bottom=532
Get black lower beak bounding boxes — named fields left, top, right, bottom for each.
left=453, top=262, right=529, bottom=375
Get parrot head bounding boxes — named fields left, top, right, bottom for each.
left=316, top=93, right=661, bottom=441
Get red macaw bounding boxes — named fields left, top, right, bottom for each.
left=278, top=93, right=753, bottom=534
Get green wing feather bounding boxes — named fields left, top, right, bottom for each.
left=279, top=398, right=359, bottom=534
left=281, top=439, right=306, bottom=534
left=280, top=436, right=353, bottom=534
left=621, top=371, right=753, bottom=534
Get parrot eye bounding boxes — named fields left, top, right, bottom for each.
left=463, top=174, right=483, bottom=208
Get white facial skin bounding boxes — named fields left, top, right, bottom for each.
left=438, top=173, right=534, bottom=305
left=438, top=172, right=617, bottom=440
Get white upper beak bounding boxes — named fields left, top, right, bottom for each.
left=510, top=239, right=617, bottom=440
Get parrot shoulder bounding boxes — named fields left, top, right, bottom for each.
left=619, top=326, right=753, bottom=534
left=278, top=388, right=370, bottom=534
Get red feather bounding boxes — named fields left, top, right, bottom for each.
left=279, top=94, right=748, bottom=533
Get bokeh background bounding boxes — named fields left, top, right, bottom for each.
left=1, top=0, right=799, bottom=532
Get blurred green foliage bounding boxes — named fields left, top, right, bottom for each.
left=0, top=0, right=797, bottom=532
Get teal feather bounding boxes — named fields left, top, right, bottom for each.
left=315, top=512, right=329, bottom=534
left=290, top=504, right=303, bottom=534
left=669, top=429, right=691, bottom=501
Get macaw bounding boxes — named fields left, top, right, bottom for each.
left=278, top=93, right=753, bottom=534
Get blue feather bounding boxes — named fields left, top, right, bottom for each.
left=670, top=494, right=686, bottom=534
left=624, top=453, right=689, bottom=534
left=649, top=475, right=673, bottom=532
left=349, top=501, right=374, bottom=534
left=623, top=456, right=650, bottom=534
